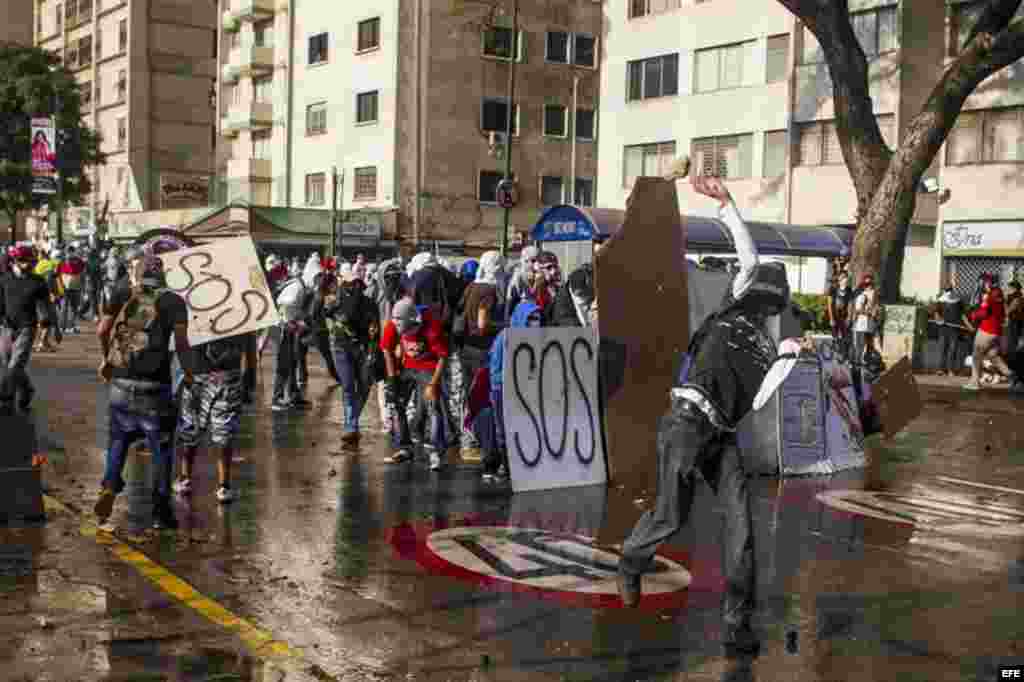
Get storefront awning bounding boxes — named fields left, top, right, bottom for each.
left=533, top=205, right=853, bottom=258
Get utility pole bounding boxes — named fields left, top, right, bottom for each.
left=499, top=0, right=518, bottom=258
left=331, top=166, right=338, bottom=258
left=55, top=94, right=63, bottom=245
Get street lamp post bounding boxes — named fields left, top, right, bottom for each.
left=499, top=0, right=519, bottom=258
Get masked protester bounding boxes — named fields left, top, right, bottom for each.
left=937, top=282, right=967, bottom=376
left=505, top=246, right=539, bottom=323
left=370, top=258, right=407, bottom=433
left=271, top=261, right=312, bottom=410
left=94, top=249, right=192, bottom=531
left=33, top=248, right=63, bottom=352
left=550, top=237, right=605, bottom=327
left=617, top=175, right=812, bottom=658
left=966, top=273, right=1014, bottom=390
left=0, top=246, right=56, bottom=412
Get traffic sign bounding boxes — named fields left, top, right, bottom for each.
left=496, top=179, right=518, bottom=209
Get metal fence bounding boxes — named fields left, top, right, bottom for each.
left=946, top=256, right=1024, bottom=303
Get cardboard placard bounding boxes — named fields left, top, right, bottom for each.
left=502, top=328, right=608, bottom=493
left=158, top=237, right=281, bottom=347
left=870, top=356, right=922, bottom=439
left=595, top=177, right=688, bottom=495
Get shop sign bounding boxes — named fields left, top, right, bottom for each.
left=942, top=221, right=1024, bottom=254
left=160, top=174, right=210, bottom=207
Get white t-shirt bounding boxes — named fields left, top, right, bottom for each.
left=854, top=289, right=877, bottom=333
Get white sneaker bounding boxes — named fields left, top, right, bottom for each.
left=215, top=486, right=234, bottom=503
left=172, top=478, right=192, bottom=494
left=429, top=450, right=442, bottom=471
left=963, top=382, right=981, bottom=391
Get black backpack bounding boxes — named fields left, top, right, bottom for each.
left=202, top=334, right=247, bottom=370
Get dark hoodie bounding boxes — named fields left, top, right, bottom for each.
left=489, top=300, right=540, bottom=402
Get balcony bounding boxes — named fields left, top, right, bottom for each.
left=223, top=101, right=274, bottom=135
left=222, top=45, right=273, bottom=80
left=228, top=0, right=274, bottom=22
left=227, top=157, right=272, bottom=181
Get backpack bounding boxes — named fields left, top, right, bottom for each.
left=202, top=334, right=246, bottom=370
left=106, top=286, right=168, bottom=375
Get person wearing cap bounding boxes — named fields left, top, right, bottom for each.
left=323, top=262, right=379, bottom=445
left=380, top=297, right=451, bottom=470
left=0, top=245, right=55, bottom=412
left=851, top=274, right=881, bottom=363
left=966, top=273, right=1013, bottom=390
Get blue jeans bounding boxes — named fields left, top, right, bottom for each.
left=102, top=405, right=173, bottom=497
left=334, top=346, right=369, bottom=433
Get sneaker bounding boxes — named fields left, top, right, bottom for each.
left=429, top=450, right=442, bottom=471
left=215, top=486, right=234, bottom=504
left=963, top=382, right=981, bottom=391
left=152, top=498, right=178, bottom=530
left=172, top=478, right=192, bottom=495
left=617, top=565, right=642, bottom=608
left=271, top=399, right=293, bottom=412
left=390, top=449, right=412, bottom=464
left=481, top=472, right=496, bottom=484
left=94, top=488, right=116, bottom=522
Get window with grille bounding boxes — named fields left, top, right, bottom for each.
left=628, top=0, right=682, bottom=19
left=252, top=130, right=272, bottom=159
left=695, top=42, right=749, bottom=92
left=543, top=104, right=567, bottom=137
left=356, top=90, right=378, bottom=124
left=358, top=17, right=380, bottom=52
left=794, top=116, right=895, bottom=166
left=574, top=178, right=594, bottom=207
left=481, top=98, right=519, bottom=135
left=119, top=19, right=127, bottom=53
left=306, top=102, right=327, bottom=135
left=691, top=134, right=753, bottom=178
left=946, top=107, right=1024, bottom=164
left=308, top=33, right=328, bottom=64
left=576, top=109, right=595, bottom=140
left=766, top=34, right=789, bottom=83
left=354, top=166, right=377, bottom=200
left=541, top=176, right=564, bottom=206
left=763, top=130, right=787, bottom=177
left=546, top=31, right=568, bottom=63
left=479, top=170, right=505, bottom=203
left=626, top=54, right=679, bottom=101
left=482, top=27, right=520, bottom=61
left=306, top=173, right=326, bottom=205
left=622, top=141, right=676, bottom=188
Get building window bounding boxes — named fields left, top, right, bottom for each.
left=254, top=77, right=273, bottom=102
left=626, top=54, right=679, bottom=101
left=95, top=76, right=101, bottom=105
left=65, top=0, right=76, bottom=25
left=306, top=173, right=326, bottom=205
left=576, top=109, right=596, bottom=140
left=541, top=176, right=564, bottom=206
left=695, top=42, right=749, bottom=93
left=691, top=134, right=754, bottom=179
left=117, top=70, right=126, bottom=102
left=763, top=129, right=787, bottom=177
left=78, top=35, right=92, bottom=67
left=628, top=0, right=681, bottom=19
left=37, top=11, right=42, bottom=36
left=65, top=44, right=78, bottom=68
left=80, top=81, right=92, bottom=107
left=766, top=34, right=789, bottom=83
left=950, top=1, right=1024, bottom=56
left=254, top=21, right=274, bottom=48
left=308, top=33, right=328, bottom=65
left=946, top=107, right=1024, bottom=164
left=623, top=141, right=676, bottom=188
left=543, top=104, right=568, bottom=137
left=479, top=170, right=506, bottom=203
left=229, top=83, right=241, bottom=106
left=574, top=34, right=596, bottom=67
left=56, top=4, right=62, bottom=31
left=796, top=115, right=895, bottom=165
left=354, top=166, right=377, bottom=200
left=116, top=117, right=127, bottom=150
left=546, top=31, right=569, bottom=63
left=95, top=26, right=102, bottom=59
left=851, top=6, right=897, bottom=58
left=482, top=27, right=521, bottom=61
left=481, top=98, right=519, bottom=135
left=356, top=90, right=378, bottom=124
left=119, top=18, right=127, bottom=53
left=306, top=102, right=327, bottom=135
left=358, top=17, right=380, bottom=52
left=252, top=130, right=272, bottom=159
left=574, top=178, right=594, bottom=207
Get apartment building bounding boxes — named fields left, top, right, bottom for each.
left=599, top=0, right=1024, bottom=300
left=216, top=0, right=602, bottom=256
left=2, top=1, right=35, bottom=46
left=34, top=0, right=217, bottom=224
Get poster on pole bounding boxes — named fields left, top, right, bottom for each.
left=31, top=117, right=58, bottom=195
left=502, top=327, right=608, bottom=493
left=157, top=236, right=281, bottom=347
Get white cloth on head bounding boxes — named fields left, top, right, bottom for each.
left=408, top=252, right=436, bottom=275
left=302, top=254, right=321, bottom=288
left=476, top=251, right=503, bottom=285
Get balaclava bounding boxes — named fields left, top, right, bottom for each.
left=476, top=251, right=503, bottom=286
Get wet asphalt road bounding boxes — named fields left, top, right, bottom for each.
left=3, top=326, right=1024, bottom=681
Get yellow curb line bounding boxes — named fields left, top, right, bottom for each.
left=42, top=494, right=307, bottom=668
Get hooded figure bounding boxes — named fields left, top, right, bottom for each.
left=460, top=259, right=479, bottom=284
left=505, top=245, right=539, bottom=322
left=407, top=252, right=436, bottom=277
left=302, top=254, right=321, bottom=289
left=476, top=251, right=502, bottom=286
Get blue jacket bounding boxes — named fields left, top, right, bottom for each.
left=489, top=300, right=539, bottom=402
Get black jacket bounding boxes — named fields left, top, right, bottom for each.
left=549, top=264, right=595, bottom=327
left=323, top=284, right=378, bottom=349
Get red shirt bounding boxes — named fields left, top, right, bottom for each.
left=380, top=311, right=449, bottom=372
left=58, top=258, right=85, bottom=276
left=972, top=288, right=1006, bottom=336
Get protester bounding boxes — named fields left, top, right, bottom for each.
left=459, top=251, right=503, bottom=457
left=380, top=298, right=451, bottom=470
left=58, top=245, right=86, bottom=334
left=324, top=262, right=379, bottom=446
left=33, top=248, right=62, bottom=353
left=531, top=251, right=562, bottom=319
left=271, top=261, right=311, bottom=410
left=617, top=174, right=809, bottom=657
left=505, top=245, right=539, bottom=323
left=94, top=248, right=191, bottom=530
left=1006, top=280, right=1022, bottom=356
left=307, top=257, right=341, bottom=384
left=0, top=245, right=56, bottom=412
left=370, top=258, right=406, bottom=434
left=966, top=273, right=1014, bottom=391
left=550, top=237, right=605, bottom=327
left=851, top=274, right=880, bottom=363
left=460, top=259, right=479, bottom=287
left=936, top=281, right=968, bottom=376
left=826, top=269, right=852, bottom=359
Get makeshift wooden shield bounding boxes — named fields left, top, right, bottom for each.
left=870, top=356, right=922, bottom=439
left=595, top=177, right=688, bottom=540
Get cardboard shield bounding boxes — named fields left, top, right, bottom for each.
left=870, top=356, right=922, bottom=439
left=595, top=177, right=688, bottom=523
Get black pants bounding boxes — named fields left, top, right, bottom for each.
left=620, top=397, right=756, bottom=628
left=1008, top=320, right=1023, bottom=358
left=272, top=327, right=299, bottom=403
left=940, top=326, right=964, bottom=373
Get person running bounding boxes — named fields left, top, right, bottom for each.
left=616, top=174, right=808, bottom=657
left=0, top=245, right=56, bottom=413
left=965, top=273, right=1014, bottom=390
left=58, top=245, right=86, bottom=334
left=94, top=250, right=191, bottom=530
left=173, top=331, right=257, bottom=504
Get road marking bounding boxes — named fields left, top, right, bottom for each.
left=42, top=495, right=320, bottom=675
left=935, top=476, right=1024, bottom=496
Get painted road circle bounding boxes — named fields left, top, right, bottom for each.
left=420, top=526, right=693, bottom=609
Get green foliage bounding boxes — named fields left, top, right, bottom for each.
left=792, top=293, right=831, bottom=332
left=0, top=44, right=105, bottom=235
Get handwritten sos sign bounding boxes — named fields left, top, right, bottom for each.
left=158, top=237, right=281, bottom=347
left=502, top=328, right=608, bottom=493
